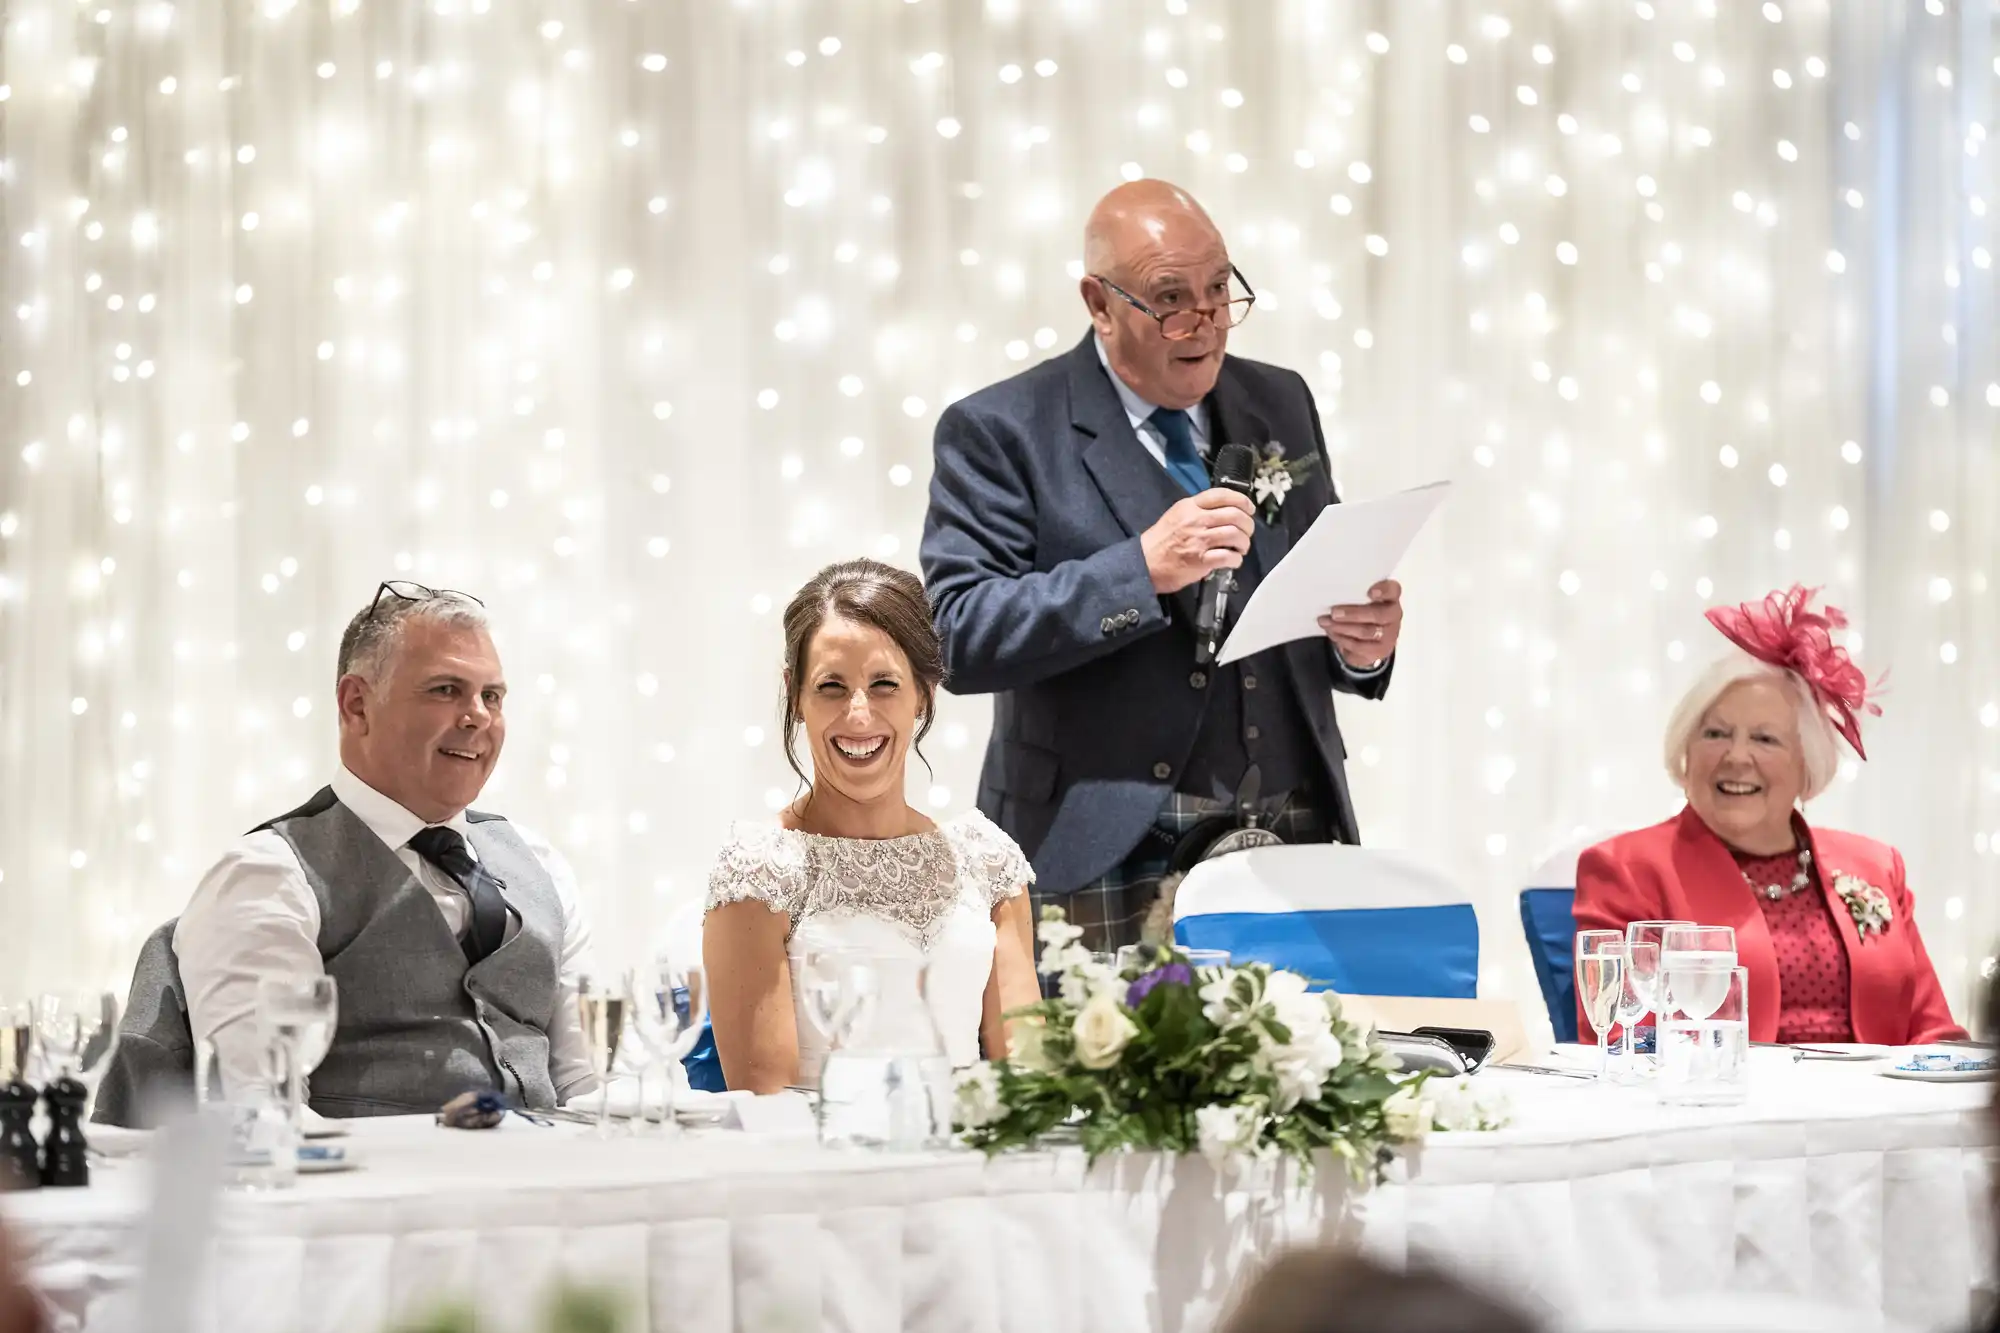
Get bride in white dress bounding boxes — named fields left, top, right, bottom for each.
left=704, top=559, right=1039, bottom=1093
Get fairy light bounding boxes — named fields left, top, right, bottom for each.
left=0, top=2, right=1992, bottom=1019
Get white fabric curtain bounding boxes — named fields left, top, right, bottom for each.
left=1, top=0, right=1993, bottom=1022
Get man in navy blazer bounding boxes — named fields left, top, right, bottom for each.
left=920, top=180, right=1405, bottom=952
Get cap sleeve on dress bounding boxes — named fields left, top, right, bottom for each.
left=952, top=810, right=1035, bottom=908
left=705, top=824, right=808, bottom=918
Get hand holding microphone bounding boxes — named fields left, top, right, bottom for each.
left=1139, top=488, right=1255, bottom=595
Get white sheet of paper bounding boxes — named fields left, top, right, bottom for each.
left=1216, top=480, right=1451, bottom=665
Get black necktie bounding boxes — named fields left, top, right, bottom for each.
left=407, top=826, right=511, bottom=965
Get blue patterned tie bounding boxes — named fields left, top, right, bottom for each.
left=1149, top=407, right=1209, bottom=496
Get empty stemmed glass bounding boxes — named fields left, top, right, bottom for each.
left=1623, top=920, right=1693, bottom=1065
left=1573, top=946, right=1627, bottom=1081
left=628, top=954, right=710, bottom=1134
left=801, top=950, right=881, bottom=1060
left=576, top=974, right=629, bottom=1138
left=258, top=977, right=337, bottom=1136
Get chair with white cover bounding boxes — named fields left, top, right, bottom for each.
left=1171, top=845, right=1479, bottom=997
left=1518, top=831, right=1601, bottom=1043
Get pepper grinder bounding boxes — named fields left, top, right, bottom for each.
left=39, top=1076, right=88, bottom=1188
left=0, top=1078, right=37, bottom=1191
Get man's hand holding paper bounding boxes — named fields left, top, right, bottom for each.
left=1217, top=481, right=1450, bottom=666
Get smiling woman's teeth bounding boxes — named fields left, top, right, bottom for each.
left=834, top=738, right=884, bottom=759
left=1717, top=780, right=1759, bottom=795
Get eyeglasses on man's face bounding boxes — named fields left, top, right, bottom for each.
left=1091, top=265, right=1257, bottom=340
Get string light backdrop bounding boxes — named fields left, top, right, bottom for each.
left=1, top=0, right=1993, bottom=1021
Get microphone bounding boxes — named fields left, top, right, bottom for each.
left=1194, top=442, right=1258, bottom=667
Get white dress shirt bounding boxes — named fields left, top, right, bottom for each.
left=1093, top=335, right=1388, bottom=679
left=174, top=765, right=599, bottom=1103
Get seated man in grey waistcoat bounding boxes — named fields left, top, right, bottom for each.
left=172, top=582, right=598, bottom=1116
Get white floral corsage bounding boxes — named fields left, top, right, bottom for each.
left=1832, top=872, right=1893, bottom=940
left=1248, top=442, right=1321, bottom=523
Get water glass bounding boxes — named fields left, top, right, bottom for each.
left=1658, top=964, right=1750, bottom=1106
left=224, top=1039, right=298, bottom=1190
left=1180, top=948, right=1231, bottom=970
left=0, top=1003, right=32, bottom=1088
left=1624, top=920, right=1694, bottom=1062
left=812, top=954, right=950, bottom=1151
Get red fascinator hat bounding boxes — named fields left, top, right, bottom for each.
left=1704, top=585, right=1881, bottom=759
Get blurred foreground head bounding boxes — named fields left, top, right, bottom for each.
left=0, top=1222, right=44, bottom=1333
left=1221, top=1250, right=1539, bottom=1333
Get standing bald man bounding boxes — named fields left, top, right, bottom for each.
left=921, top=180, right=1405, bottom=952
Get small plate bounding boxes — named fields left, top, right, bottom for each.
left=1880, top=1064, right=1996, bottom=1083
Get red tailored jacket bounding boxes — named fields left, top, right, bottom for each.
left=1574, top=807, right=1966, bottom=1046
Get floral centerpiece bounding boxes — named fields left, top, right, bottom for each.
left=952, top=909, right=1500, bottom=1180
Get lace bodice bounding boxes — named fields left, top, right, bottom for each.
left=705, top=809, right=1032, bottom=948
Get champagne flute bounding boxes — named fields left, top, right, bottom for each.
left=1575, top=929, right=1625, bottom=1061
left=0, top=1002, right=32, bottom=1095
left=1573, top=946, right=1626, bottom=1081
left=577, top=975, right=628, bottom=1138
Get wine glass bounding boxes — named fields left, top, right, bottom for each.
left=576, top=974, right=629, bottom=1138
left=800, top=951, right=881, bottom=1061
left=628, top=955, right=710, bottom=1134
left=1573, top=946, right=1626, bottom=1081
left=1622, top=920, right=1692, bottom=1065
left=1612, top=940, right=1660, bottom=1080
left=1661, top=925, right=1738, bottom=1022
left=36, top=993, right=107, bottom=1079
left=258, top=977, right=337, bottom=1135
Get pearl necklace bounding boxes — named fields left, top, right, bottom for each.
left=1743, top=845, right=1813, bottom=901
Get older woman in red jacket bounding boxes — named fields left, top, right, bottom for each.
left=1576, top=587, right=1964, bottom=1046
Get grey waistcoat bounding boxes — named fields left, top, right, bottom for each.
left=260, top=788, right=565, bottom=1117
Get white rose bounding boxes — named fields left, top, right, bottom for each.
left=1009, top=1018, right=1054, bottom=1073
left=1382, top=1085, right=1432, bottom=1141
left=952, top=1063, right=1003, bottom=1129
left=1071, top=991, right=1139, bottom=1070
left=1195, top=1102, right=1259, bottom=1170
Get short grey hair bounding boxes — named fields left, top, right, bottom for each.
left=1662, top=650, right=1842, bottom=802
left=336, top=589, right=490, bottom=687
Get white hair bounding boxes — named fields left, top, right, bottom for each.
left=336, top=591, right=490, bottom=687
left=1662, top=650, right=1843, bottom=801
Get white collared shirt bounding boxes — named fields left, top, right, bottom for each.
left=1095, top=335, right=1212, bottom=467
left=173, top=765, right=598, bottom=1102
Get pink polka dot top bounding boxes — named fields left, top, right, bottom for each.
left=1732, top=847, right=1856, bottom=1044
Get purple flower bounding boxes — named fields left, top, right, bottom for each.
left=1126, top=962, right=1193, bottom=1007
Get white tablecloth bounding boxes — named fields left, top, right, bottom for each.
left=4, top=1053, right=1994, bottom=1333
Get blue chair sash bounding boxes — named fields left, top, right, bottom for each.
left=1175, top=904, right=1479, bottom=999
left=1518, top=888, right=1578, bottom=1043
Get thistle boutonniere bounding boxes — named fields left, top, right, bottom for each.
left=1832, top=872, right=1893, bottom=940
left=1248, top=442, right=1320, bottom=524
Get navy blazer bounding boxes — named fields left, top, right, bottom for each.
left=920, top=332, right=1391, bottom=896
